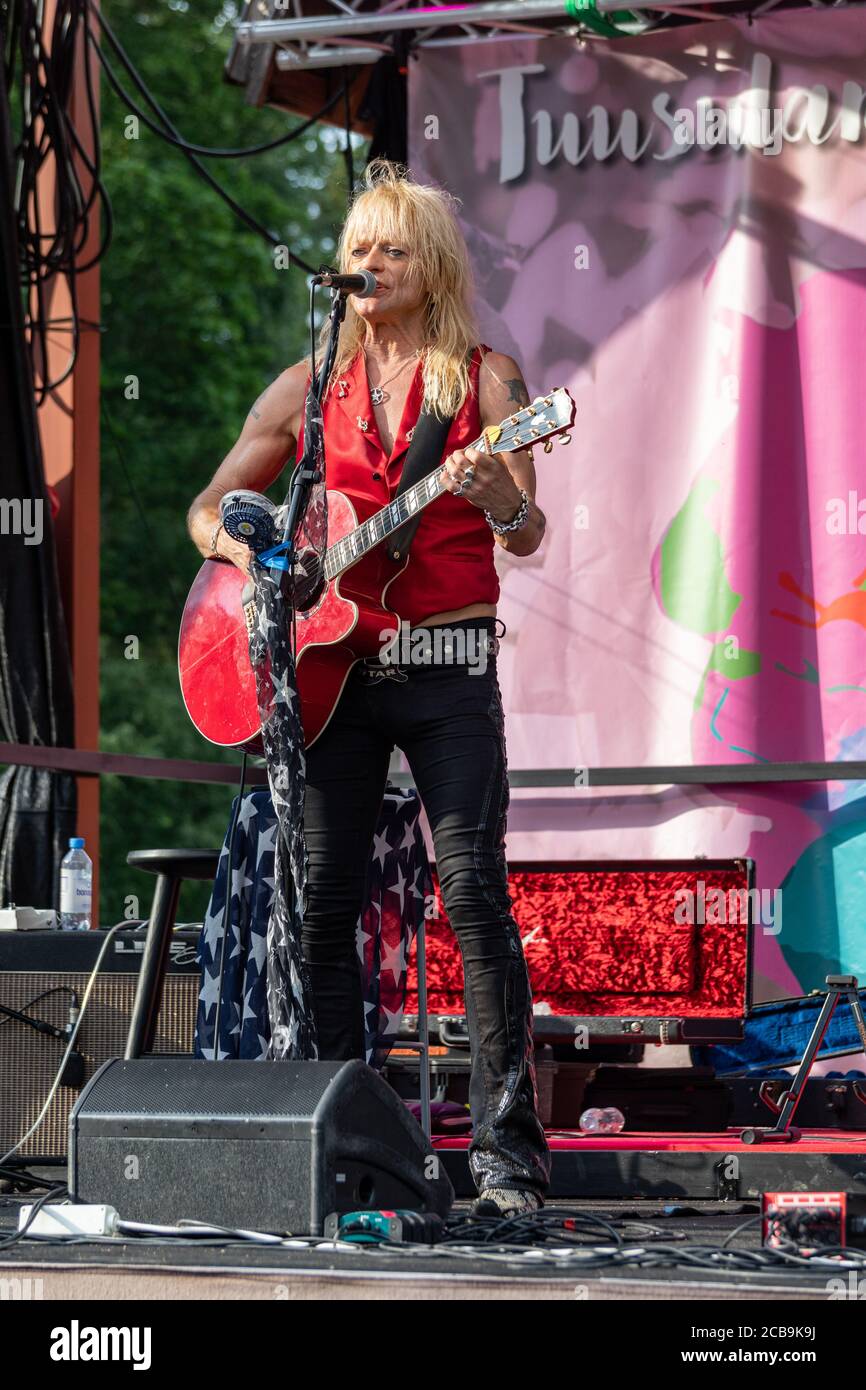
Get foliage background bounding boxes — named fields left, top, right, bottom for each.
left=99, top=0, right=366, bottom=922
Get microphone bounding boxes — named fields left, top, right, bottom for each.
left=313, top=269, right=378, bottom=297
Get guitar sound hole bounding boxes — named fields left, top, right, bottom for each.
left=296, top=580, right=329, bottom=620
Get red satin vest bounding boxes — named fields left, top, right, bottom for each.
left=294, top=343, right=499, bottom=626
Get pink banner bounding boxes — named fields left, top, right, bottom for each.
left=409, top=8, right=866, bottom=999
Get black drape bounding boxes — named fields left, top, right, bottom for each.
left=359, top=40, right=410, bottom=166
left=0, top=78, right=76, bottom=909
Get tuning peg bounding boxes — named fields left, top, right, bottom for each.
left=543, top=439, right=554, bottom=454
left=559, top=433, right=572, bottom=445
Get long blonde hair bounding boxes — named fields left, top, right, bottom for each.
left=319, top=160, right=480, bottom=420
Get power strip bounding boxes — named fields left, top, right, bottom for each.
left=19, top=1204, right=120, bottom=1238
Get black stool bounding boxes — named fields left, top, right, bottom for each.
left=125, top=849, right=219, bottom=1059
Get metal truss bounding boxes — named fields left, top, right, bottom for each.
left=226, top=0, right=855, bottom=105
left=233, top=0, right=684, bottom=74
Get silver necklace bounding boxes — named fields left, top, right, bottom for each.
left=364, top=348, right=422, bottom=405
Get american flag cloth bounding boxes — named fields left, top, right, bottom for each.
left=194, top=785, right=433, bottom=1067
left=246, top=558, right=319, bottom=1061
left=236, top=378, right=330, bottom=1060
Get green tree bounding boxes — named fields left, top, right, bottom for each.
left=99, top=0, right=366, bottom=921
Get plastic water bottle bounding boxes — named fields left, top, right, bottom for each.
left=59, top=838, right=92, bottom=930
left=579, top=1106, right=626, bottom=1135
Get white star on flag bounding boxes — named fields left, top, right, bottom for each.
left=251, top=926, right=268, bottom=974
left=231, top=859, right=252, bottom=902
left=381, top=935, right=408, bottom=984
left=256, top=820, right=277, bottom=867
left=387, top=862, right=407, bottom=911
left=271, top=669, right=295, bottom=707
left=371, top=828, right=392, bottom=868
left=381, top=1003, right=404, bottom=1037
left=202, top=902, right=226, bottom=956
left=236, top=796, right=260, bottom=833
left=198, top=967, right=223, bottom=1017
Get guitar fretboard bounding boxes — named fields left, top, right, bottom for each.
left=322, top=429, right=487, bottom=581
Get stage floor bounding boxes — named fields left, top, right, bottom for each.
left=2, top=1134, right=864, bottom=1301
left=0, top=1196, right=842, bottom=1302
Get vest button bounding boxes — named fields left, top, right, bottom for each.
left=372, top=472, right=382, bottom=480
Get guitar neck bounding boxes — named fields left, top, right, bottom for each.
left=323, top=429, right=488, bottom=581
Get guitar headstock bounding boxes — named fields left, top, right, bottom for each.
left=482, top=388, right=576, bottom=456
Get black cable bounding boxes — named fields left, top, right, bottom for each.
left=0, top=984, right=77, bottom=1027
left=85, top=9, right=317, bottom=271
left=88, top=4, right=347, bottom=161
left=11, top=0, right=109, bottom=401
left=0, top=920, right=137, bottom=1168
left=0, top=1001, right=67, bottom=1038
left=212, top=751, right=249, bottom=1054
left=10, top=0, right=340, bottom=405
left=0, top=1164, right=61, bottom=1191
left=0, top=1162, right=62, bottom=1195
left=0, top=1183, right=69, bottom=1249
left=721, top=1212, right=764, bottom=1249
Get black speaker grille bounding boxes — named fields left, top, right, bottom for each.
left=82, top=1059, right=347, bottom=1118
left=0, top=971, right=198, bottom=1160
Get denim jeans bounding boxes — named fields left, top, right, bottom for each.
left=301, top=617, right=551, bottom=1198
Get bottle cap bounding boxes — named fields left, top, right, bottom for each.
left=69, top=837, right=85, bottom=849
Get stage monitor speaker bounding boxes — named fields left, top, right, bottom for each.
left=0, top=929, right=200, bottom=1162
left=69, top=1057, right=454, bottom=1236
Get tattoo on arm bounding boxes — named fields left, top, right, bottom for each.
left=248, top=390, right=267, bottom=422
left=504, top=377, right=530, bottom=407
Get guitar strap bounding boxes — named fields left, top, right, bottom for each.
left=385, top=405, right=455, bottom=564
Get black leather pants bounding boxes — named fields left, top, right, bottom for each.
left=301, top=618, right=551, bottom=1198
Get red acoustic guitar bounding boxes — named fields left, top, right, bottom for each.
left=178, top=388, right=575, bottom=749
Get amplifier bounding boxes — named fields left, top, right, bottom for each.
left=70, top=1058, right=454, bottom=1236
left=0, top=929, right=200, bottom=1162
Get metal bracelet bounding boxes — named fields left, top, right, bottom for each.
left=484, top=488, right=530, bottom=535
left=210, top=520, right=225, bottom=555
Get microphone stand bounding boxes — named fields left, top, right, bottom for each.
left=258, top=278, right=346, bottom=595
